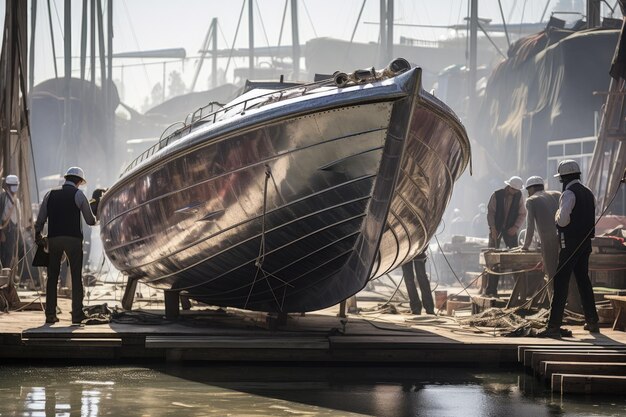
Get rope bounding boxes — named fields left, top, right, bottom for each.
left=244, top=165, right=293, bottom=312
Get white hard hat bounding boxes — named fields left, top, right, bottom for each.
left=554, top=159, right=581, bottom=177
left=525, top=176, right=544, bottom=189
left=504, top=176, right=523, bottom=190
left=5, top=175, right=19, bottom=186
left=64, top=166, right=86, bottom=183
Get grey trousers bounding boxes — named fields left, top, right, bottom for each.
left=45, top=236, right=84, bottom=321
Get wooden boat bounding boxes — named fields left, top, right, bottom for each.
left=98, top=59, right=471, bottom=312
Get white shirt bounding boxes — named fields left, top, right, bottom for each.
left=555, top=179, right=581, bottom=227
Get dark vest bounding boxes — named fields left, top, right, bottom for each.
left=494, top=188, right=521, bottom=232
left=47, top=185, right=82, bottom=238
left=557, top=182, right=595, bottom=247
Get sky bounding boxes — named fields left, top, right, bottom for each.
left=1, top=0, right=616, bottom=110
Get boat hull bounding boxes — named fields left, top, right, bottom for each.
left=99, top=68, right=470, bottom=312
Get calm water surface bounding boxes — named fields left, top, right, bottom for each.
left=0, top=364, right=624, bottom=417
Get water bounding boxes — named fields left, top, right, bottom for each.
left=0, top=364, right=624, bottom=417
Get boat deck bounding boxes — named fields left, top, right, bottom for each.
left=1, top=295, right=625, bottom=364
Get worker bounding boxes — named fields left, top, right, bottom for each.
left=0, top=175, right=21, bottom=270
left=401, top=252, right=435, bottom=315
left=35, top=167, right=97, bottom=325
left=521, top=176, right=560, bottom=277
left=471, top=203, right=487, bottom=238
left=484, top=176, right=527, bottom=296
left=539, top=160, right=599, bottom=338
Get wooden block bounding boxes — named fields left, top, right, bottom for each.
left=554, top=373, right=626, bottom=395
left=521, top=346, right=626, bottom=366
left=542, top=361, right=626, bottom=379
left=145, top=336, right=330, bottom=350
left=531, top=352, right=626, bottom=371
left=605, top=296, right=626, bottom=331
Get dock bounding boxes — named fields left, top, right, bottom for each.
left=2, top=295, right=626, bottom=366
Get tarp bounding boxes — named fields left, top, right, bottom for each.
left=475, top=27, right=619, bottom=178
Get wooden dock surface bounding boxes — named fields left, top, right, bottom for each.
left=2, top=295, right=626, bottom=365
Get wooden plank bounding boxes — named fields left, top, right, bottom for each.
left=523, top=347, right=626, bottom=366
left=605, top=295, right=626, bottom=331
left=518, top=345, right=617, bottom=362
left=552, top=373, right=626, bottom=394
left=145, top=336, right=330, bottom=349
left=531, top=352, right=626, bottom=370
left=542, top=361, right=626, bottom=379
left=21, top=337, right=122, bottom=347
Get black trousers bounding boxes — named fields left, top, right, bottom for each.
left=401, top=254, right=434, bottom=314
left=547, top=242, right=598, bottom=328
left=45, top=236, right=84, bottom=321
left=485, top=232, right=518, bottom=295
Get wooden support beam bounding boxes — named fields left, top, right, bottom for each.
left=164, top=289, right=181, bottom=320
left=531, top=352, right=626, bottom=371
left=522, top=347, right=626, bottom=367
left=518, top=345, right=618, bottom=362
left=121, top=277, right=139, bottom=311
left=552, top=373, right=626, bottom=394
left=542, top=361, right=626, bottom=379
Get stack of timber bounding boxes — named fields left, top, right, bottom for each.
left=519, top=344, right=626, bottom=394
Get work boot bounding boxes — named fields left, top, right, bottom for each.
left=45, top=316, right=59, bottom=324
left=537, top=326, right=561, bottom=339
left=584, top=322, right=600, bottom=333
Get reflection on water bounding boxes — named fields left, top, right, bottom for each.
left=0, top=365, right=624, bottom=416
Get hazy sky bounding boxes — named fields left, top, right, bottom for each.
left=2, top=1, right=610, bottom=109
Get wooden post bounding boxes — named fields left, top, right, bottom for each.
left=164, top=289, right=181, bottom=320
left=121, top=276, right=139, bottom=310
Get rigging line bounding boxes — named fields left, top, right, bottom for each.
left=224, top=0, right=247, bottom=77
left=121, top=0, right=151, bottom=85
left=477, top=21, right=507, bottom=59
left=540, top=0, right=552, bottom=22
left=350, top=0, right=367, bottom=43
left=519, top=0, right=528, bottom=38
left=47, top=0, right=58, bottom=77
left=498, top=0, right=511, bottom=49
left=508, top=0, right=519, bottom=23
left=51, top=0, right=63, bottom=38
left=301, top=0, right=318, bottom=38
left=244, top=164, right=272, bottom=310
left=254, top=0, right=274, bottom=58
left=277, top=0, right=289, bottom=48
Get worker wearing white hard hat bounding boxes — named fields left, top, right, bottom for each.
left=538, top=160, right=599, bottom=338
left=34, top=167, right=97, bottom=325
left=484, top=175, right=527, bottom=296
left=0, top=174, right=22, bottom=270
left=520, top=176, right=562, bottom=300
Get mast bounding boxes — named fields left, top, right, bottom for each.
left=211, top=18, right=218, bottom=88
left=291, top=0, right=300, bottom=80
left=587, top=0, right=601, bottom=28
left=63, top=0, right=73, bottom=164
left=468, top=0, right=478, bottom=124
left=386, top=0, right=393, bottom=63
left=248, top=0, right=254, bottom=79
left=379, top=0, right=387, bottom=67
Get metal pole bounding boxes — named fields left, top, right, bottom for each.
left=96, top=0, right=106, bottom=85
left=587, top=0, right=601, bottom=28
left=290, top=0, right=300, bottom=80
left=248, top=0, right=254, bottom=79
left=90, top=0, right=95, bottom=82
left=386, top=0, right=393, bottom=63
left=29, top=0, right=37, bottom=93
left=211, top=18, right=218, bottom=88
left=46, top=0, right=58, bottom=78
left=107, top=0, right=113, bottom=89
left=63, top=0, right=72, bottom=165
left=379, top=0, right=387, bottom=67
left=80, top=0, right=87, bottom=80
left=469, top=0, right=478, bottom=124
